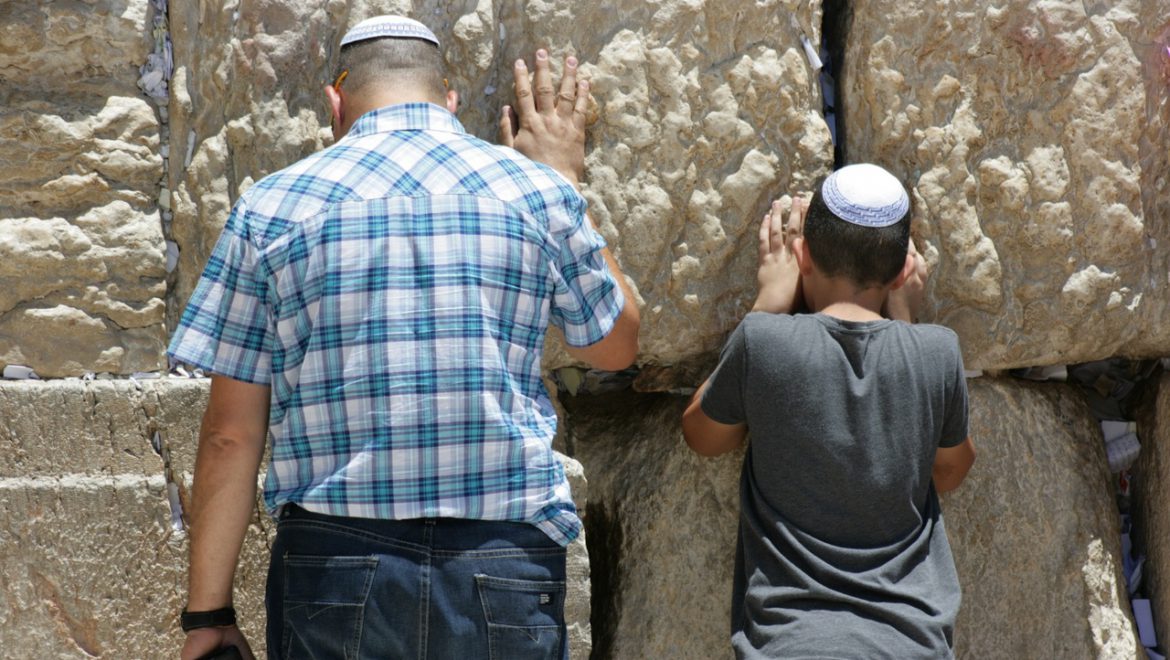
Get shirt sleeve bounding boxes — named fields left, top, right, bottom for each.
left=939, top=338, right=969, bottom=448
left=545, top=189, right=625, bottom=348
left=700, top=320, right=749, bottom=425
left=167, top=199, right=274, bottom=384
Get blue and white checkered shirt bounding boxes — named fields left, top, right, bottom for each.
left=168, top=103, right=623, bottom=545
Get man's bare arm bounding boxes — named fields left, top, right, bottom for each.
left=180, top=375, right=269, bottom=660
left=501, top=49, right=639, bottom=371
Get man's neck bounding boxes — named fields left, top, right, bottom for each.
left=339, top=89, right=447, bottom=136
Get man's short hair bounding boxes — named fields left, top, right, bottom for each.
left=803, top=180, right=911, bottom=288
left=335, top=37, right=445, bottom=97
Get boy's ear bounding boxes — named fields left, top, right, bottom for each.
left=794, top=237, right=815, bottom=276
left=889, top=251, right=916, bottom=291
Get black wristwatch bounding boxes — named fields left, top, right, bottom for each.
left=181, top=606, right=237, bottom=632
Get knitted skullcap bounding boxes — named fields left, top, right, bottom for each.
left=340, top=15, right=439, bottom=48
left=821, top=164, right=910, bottom=228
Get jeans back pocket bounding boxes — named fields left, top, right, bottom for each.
left=282, top=555, right=378, bottom=660
left=475, top=574, right=566, bottom=660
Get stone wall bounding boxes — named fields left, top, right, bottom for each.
left=3, top=0, right=1169, bottom=658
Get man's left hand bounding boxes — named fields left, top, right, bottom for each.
left=180, top=624, right=255, bottom=660
left=500, top=49, right=589, bottom=187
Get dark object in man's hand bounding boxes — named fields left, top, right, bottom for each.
left=197, top=646, right=243, bottom=660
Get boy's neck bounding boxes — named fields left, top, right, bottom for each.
left=804, top=275, right=889, bottom=322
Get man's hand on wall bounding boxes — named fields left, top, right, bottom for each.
left=884, top=239, right=929, bottom=323
left=500, top=49, right=589, bottom=187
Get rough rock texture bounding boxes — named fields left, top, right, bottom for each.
left=844, top=0, right=1170, bottom=370
left=0, top=1, right=168, bottom=377
left=165, top=0, right=834, bottom=374
left=1135, top=373, right=1170, bottom=653
left=565, top=378, right=1142, bottom=659
left=0, top=379, right=590, bottom=658
left=566, top=391, right=744, bottom=660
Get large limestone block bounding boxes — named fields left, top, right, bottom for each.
left=563, top=378, right=1140, bottom=658
left=565, top=392, right=742, bottom=660
left=1134, top=373, right=1170, bottom=653
left=0, top=378, right=590, bottom=657
left=166, top=1, right=834, bottom=374
left=843, top=0, right=1170, bottom=370
left=945, top=378, right=1141, bottom=658
left=0, top=0, right=167, bottom=377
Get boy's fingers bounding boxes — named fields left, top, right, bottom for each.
left=769, top=200, right=784, bottom=254
left=556, top=55, right=578, bottom=118
left=573, top=80, right=590, bottom=131
left=759, top=209, right=772, bottom=262
left=788, top=197, right=806, bottom=238
left=513, top=59, right=536, bottom=121
left=533, top=49, right=556, bottom=113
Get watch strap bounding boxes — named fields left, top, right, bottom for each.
left=181, top=606, right=237, bottom=632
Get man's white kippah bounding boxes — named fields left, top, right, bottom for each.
left=821, top=163, right=910, bottom=228
left=340, top=15, right=439, bottom=48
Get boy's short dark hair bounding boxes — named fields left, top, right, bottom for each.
left=335, top=37, right=445, bottom=97
left=803, top=181, right=911, bottom=288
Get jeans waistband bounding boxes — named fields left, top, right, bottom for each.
left=278, top=503, right=561, bottom=552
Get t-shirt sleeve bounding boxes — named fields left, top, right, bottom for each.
left=700, top=320, right=749, bottom=425
left=545, top=189, right=625, bottom=348
left=939, top=338, right=969, bottom=448
left=167, top=200, right=274, bottom=384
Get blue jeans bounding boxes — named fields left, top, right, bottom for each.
left=265, top=505, right=568, bottom=660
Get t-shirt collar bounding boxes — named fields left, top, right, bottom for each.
left=346, top=102, right=467, bottom=138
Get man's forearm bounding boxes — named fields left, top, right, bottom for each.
left=187, top=428, right=266, bottom=610
left=186, top=377, right=270, bottom=612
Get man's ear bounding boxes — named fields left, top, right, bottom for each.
left=889, top=251, right=916, bottom=291
left=446, top=89, right=459, bottom=113
left=325, top=84, right=344, bottom=141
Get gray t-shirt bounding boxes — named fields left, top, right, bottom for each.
left=702, top=312, right=969, bottom=659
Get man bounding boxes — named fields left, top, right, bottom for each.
left=173, top=16, right=639, bottom=659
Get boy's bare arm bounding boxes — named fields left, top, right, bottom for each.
left=682, top=379, right=747, bottom=456
left=934, top=437, right=975, bottom=493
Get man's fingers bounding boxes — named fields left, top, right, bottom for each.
left=498, top=106, right=515, bottom=148
left=573, top=80, right=590, bottom=131
left=513, top=59, right=536, bottom=120
left=533, top=49, right=556, bottom=113
left=556, top=55, right=579, bottom=118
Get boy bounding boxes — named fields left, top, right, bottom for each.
left=682, top=164, right=976, bottom=658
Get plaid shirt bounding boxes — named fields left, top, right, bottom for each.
left=168, top=103, right=623, bottom=545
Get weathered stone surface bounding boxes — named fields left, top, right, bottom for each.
left=945, top=379, right=1140, bottom=658
left=0, top=378, right=590, bottom=658
left=565, top=378, right=1141, bottom=659
left=0, top=0, right=168, bottom=377
left=566, top=391, right=742, bottom=660
left=844, top=0, right=1170, bottom=370
left=165, top=0, right=834, bottom=373
left=1135, top=373, right=1170, bottom=653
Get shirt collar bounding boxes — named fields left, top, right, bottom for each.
left=346, top=102, right=467, bottom=139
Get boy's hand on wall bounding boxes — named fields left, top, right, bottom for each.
left=752, top=197, right=805, bottom=314
left=885, top=240, right=929, bottom=322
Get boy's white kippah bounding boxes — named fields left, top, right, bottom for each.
left=341, top=16, right=439, bottom=48
left=821, top=163, right=910, bottom=228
